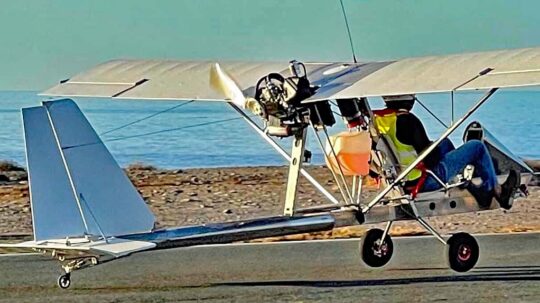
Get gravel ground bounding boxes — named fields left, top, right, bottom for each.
left=0, top=163, right=538, bottom=239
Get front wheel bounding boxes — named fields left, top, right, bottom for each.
left=360, top=228, right=393, bottom=267
left=446, top=232, right=479, bottom=272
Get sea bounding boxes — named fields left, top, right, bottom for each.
left=1, top=90, right=539, bottom=169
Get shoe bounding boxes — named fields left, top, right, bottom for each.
left=496, top=169, right=520, bottom=210
left=467, top=184, right=494, bottom=209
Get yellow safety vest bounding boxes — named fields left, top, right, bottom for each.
left=373, top=109, right=422, bottom=181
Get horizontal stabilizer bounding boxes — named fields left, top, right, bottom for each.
left=0, top=238, right=156, bottom=258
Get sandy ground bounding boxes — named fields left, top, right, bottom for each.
left=0, top=161, right=539, bottom=240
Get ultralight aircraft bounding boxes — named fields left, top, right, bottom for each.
left=1, top=46, right=539, bottom=288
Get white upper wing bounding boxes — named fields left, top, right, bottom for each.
left=328, top=47, right=540, bottom=100
left=41, top=60, right=382, bottom=101
left=41, top=47, right=540, bottom=102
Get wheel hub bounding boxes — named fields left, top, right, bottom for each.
left=373, top=240, right=388, bottom=258
left=457, top=244, right=472, bottom=262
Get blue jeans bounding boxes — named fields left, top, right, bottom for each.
left=422, top=139, right=497, bottom=192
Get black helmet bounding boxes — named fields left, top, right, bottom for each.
left=383, top=94, right=415, bottom=110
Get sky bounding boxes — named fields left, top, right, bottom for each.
left=0, top=0, right=539, bottom=90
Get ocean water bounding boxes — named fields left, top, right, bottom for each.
left=0, top=90, right=539, bottom=169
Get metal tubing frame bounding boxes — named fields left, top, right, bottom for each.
left=228, top=103, right=340, bottom=205
left=381, top=220, right=393, bottom=242
left=426, top=170, right=449, bottom=190
left=313, top=106, right=355, bottom=204
left=79, top=194, right=109, bottom=243
left=283, top=129, right=307, bottom=216
left=355, top=177, right=363, bottom=205
left=362, top=88, right=499, bottom=213
left=416, top=217, right=447, bottom=244
left=310, top=124, right=351, bottom=205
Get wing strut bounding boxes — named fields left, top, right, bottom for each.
left=228, top=103, right=340, bottom=205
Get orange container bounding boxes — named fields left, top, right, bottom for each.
left=325, top=131, right=371, bottom=176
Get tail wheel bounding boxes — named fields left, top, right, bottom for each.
left=57, top=273, right=71, bottom=289
left=360, top=228, right=393, bottom=267
left=446, top=232, right=479, bottom=272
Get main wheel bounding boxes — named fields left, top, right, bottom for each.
left=446, top=232, right=479, bottom=272
left=57, top=273, right=71, bottom=289
left=360, top=228, right=393, bottom=267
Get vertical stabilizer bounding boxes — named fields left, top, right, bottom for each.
left=23, top=106, right=87, bottom=240
left=23, top=99, right=156, bottom=240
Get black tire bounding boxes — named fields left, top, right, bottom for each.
left=360, top=228, right=393, bottom=267
left=446, top=232, right=479, bottom=272
left=57, top=273, right=71, bottom=289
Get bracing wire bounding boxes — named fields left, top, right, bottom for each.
left=62, top=115, right=249, bottom=150
left=104, top=116, right=245, bottom=143
left=414, top=97, right=449, bottom=129
left=100, top=100, right=194, bottom=136
left=339, top=0, right=358, bottom=63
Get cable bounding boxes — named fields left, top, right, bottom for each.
left=104, top=116, right=245, bottom=143
left=414, top=97, right=449, bottom=129
left=100, top=100, right=194, bottom=136
left=339, top=0, right=358, bottom=63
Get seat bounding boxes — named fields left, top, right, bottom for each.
left=370, top=109, right=473, bottom=200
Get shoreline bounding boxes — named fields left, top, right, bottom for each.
left=0, top=162, right=539, bottom=242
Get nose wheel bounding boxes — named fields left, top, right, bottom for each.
left=57, top=273, right=71, bottom=289
left=360, top=228, right=394, bottom=267
left=446, top=232, right=479, bottom=272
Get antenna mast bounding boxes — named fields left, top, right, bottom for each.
left=339, top=0, right=358, bottom=63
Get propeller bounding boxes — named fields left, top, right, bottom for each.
left=209, top=63, right=248, bottom=108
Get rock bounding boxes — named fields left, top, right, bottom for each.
left=190, top=177, right=201, bottom=184
left=0, top=175, right=9, bottom=182
left=188, top=192, right=198, bottom=197
left=223, top=209, right=233, bottom=214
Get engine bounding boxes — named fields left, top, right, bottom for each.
left=248, top=60, right=335, bottom=137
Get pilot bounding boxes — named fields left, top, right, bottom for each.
left=375, top=94, right=519, bottom=209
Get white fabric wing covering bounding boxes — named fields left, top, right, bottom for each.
left=42, top=47, right=540, bottom=102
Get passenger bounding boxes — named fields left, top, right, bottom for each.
left=375, top=94, right=519, bottom=209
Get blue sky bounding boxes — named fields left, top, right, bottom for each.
left=0, top=0, right=539, bottom=90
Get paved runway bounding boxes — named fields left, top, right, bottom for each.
left=0, top=232, right=538, bottom=302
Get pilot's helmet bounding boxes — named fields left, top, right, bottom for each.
left=383, top=94, right=415, bottom=110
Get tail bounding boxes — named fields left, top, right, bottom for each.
left=23, top=99, right=155, bottom=241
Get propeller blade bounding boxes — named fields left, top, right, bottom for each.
left=209, top=63, right=247, bottom=108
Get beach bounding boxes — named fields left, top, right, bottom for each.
left=1, top=162, right=539, bottom=240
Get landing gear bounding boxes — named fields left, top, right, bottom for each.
left=360, top=228, right=394, bottom=267
left=55, top=256, right=99, bottom=289
left=446, top=232, right=479, bottom=272
left=57, top=273, right=71, bottom=289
